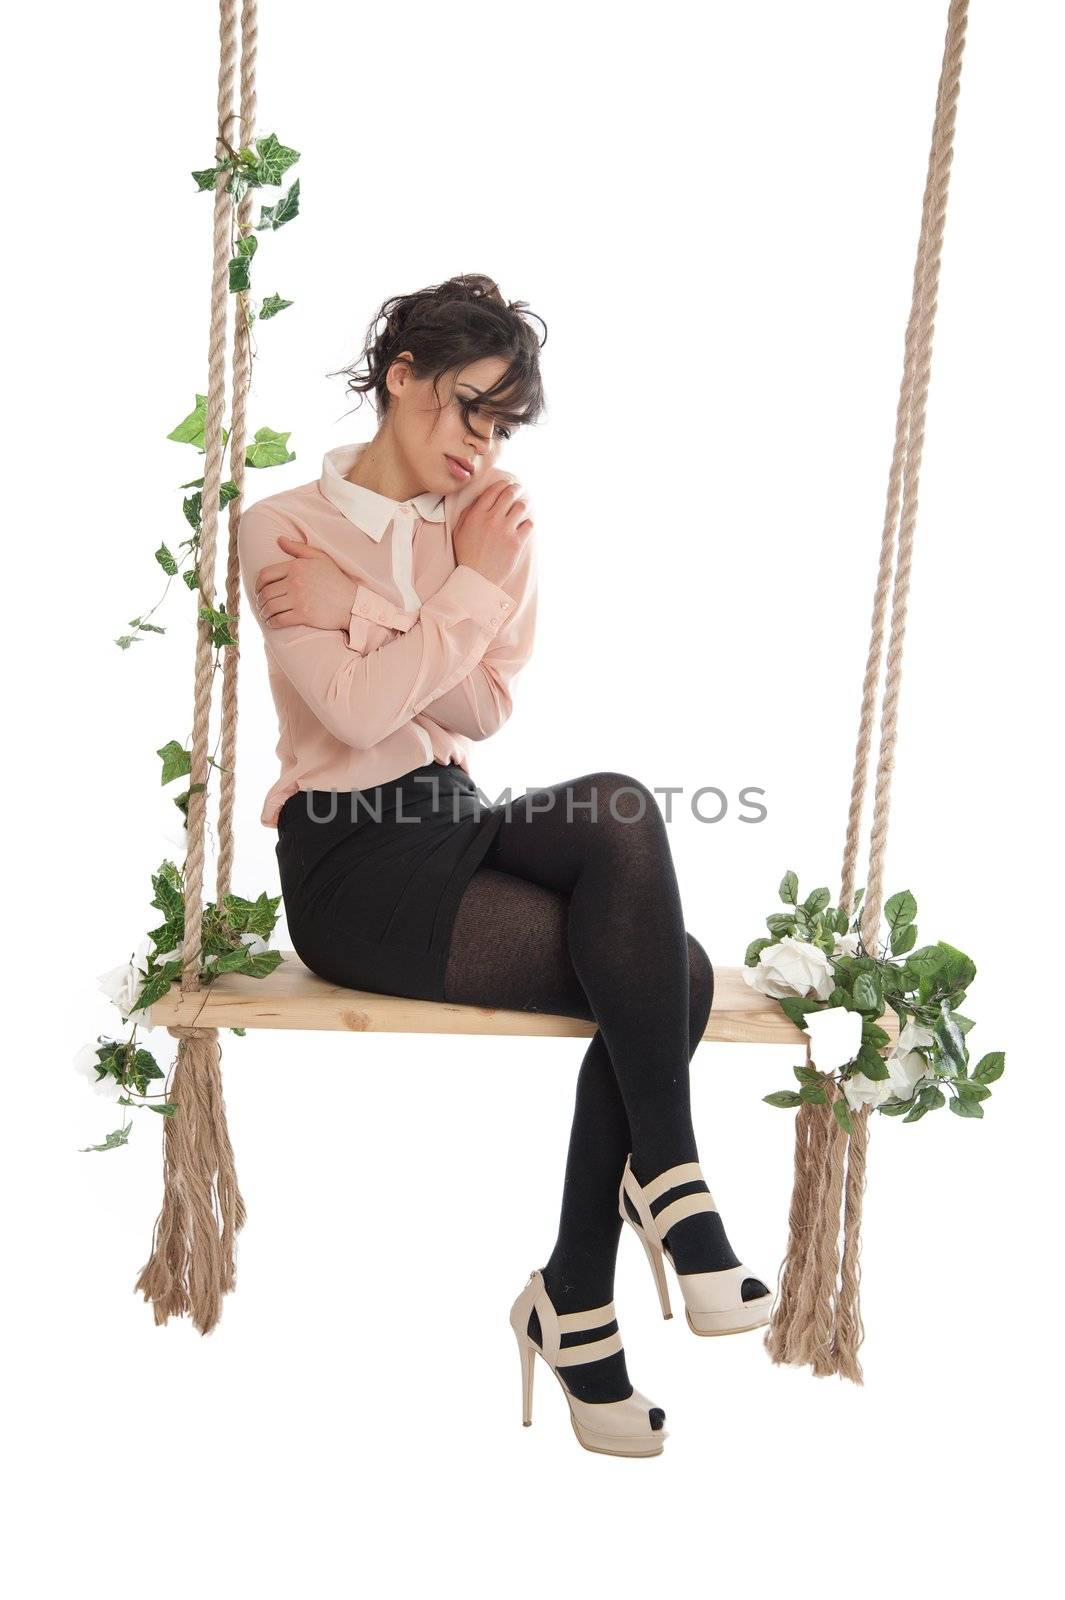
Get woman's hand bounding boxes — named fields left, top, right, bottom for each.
left=453, top=479, right=534, bottom=590
left=254, top=533, right=358, bottom=631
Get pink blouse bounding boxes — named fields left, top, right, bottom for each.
left=237, top=442, right=538, bottom=826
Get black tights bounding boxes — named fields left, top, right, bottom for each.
left=443, top=771, right=752, bottom=1403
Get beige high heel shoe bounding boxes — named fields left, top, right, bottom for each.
left=619, top=1155, right=773, bottom=1336
left=508, top=1268, right=668, bottom=1457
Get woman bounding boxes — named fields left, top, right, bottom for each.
left=238, top=273, right=770, bottom=1458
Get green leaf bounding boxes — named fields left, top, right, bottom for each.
left=956, top=1079, right=991, bottom=1102
left=973, top=1051, right=1005, bottom=1084
left=253, top=132, right=301, bottom=185
left=79, top=1121, right=133, bottom=1153
left=933, top=1004, right=968, bottom=1077
left=798, top=1085, right=827, bottom=1105
left=803, top=886, right=831, bottom=915
left=879, top=1098, right=916, bottom=1116
left=852, top=972, right=881, bottom=1012
left=191, top=165, right=221, bottom=191
left=150, top=1102, right=177, bottom=1116
left=158, top=740, right=192, bottom=786
left=245, top=426, right=296, bottom=469
left=199, top=603, right=238, bottom=650
left=904, top=946, right=946, bottom=985
left=764, top=1090, right=803, bottom=1108
left=855, top=1043, right=889, bottom=1080
left=832, top=1098, right=854, bottom=1135
left=949, top=1095, right=984, bottom=1119
left=259, top=292, right=294, bottom=320
left=884, top=889, right=917, bottom=934
left=229, top=253, right=252, bottom=293
left=155, top=542, right=178, bottom=576
left=778, top=871, right=798, bottom=906
left=890, top=922, right=918, bottom=956
left=778, top=995, right=811, bottom=1029
left=168, top=393, right=229, bottom=453
left=257, top=177, right=300, bottom=230
left=744, top=937, right=773, bottom=967
left=936, top=941, right=978, bottom=993
left=793, top=1064, right=822, bottom=1087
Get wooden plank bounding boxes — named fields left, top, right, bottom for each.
left=146, top=951, right=900, bottom=1046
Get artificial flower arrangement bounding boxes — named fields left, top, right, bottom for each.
left=77, top=862, right=282, bottom=1151
left=76, top=133, right=301, bottom=1151
left=746, top=871, right=1004, bottom=1133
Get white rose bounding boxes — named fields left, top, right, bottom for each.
left=833, top=931, right=861, bottom=958
left=843, top=1071, right=895, bottom=1112
left=743, top=935, right=836, bottom=1001
left=73, top=1041, right=118, bottom=1098
left=885, top=1021, right=935, bottom=1101
left=803, top=1005, right=864, bottom=1072
left=97, top=934, right=156, bottom=1033
left=240, top=932, right=270, bottom=956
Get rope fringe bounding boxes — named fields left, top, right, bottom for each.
left=133, top=1026, right=246, bottom=1334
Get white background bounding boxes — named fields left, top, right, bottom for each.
left=3, top=1, right=1061, bottom=1594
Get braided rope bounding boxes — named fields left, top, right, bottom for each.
left=768, top=0, right=970, bottom=1383
left=135, top=0, right=257, bottom=1334
left=216, top=0, right=259, bottom=902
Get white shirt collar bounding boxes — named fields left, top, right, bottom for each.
left=319, top=442, right=446, bottom=539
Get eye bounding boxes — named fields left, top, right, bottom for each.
left=459, top=398, right=511, bottom=442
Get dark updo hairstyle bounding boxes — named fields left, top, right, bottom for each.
left=328, top=273, right=547, bottom=441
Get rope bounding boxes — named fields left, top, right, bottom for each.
left=135, top=0, right=257, bottom=1335
left=766, top=0, right=970, bottom=1383
left=216, top=0, right=259, bottom=902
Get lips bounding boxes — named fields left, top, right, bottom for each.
left=446, top=454, right=473, bottom=477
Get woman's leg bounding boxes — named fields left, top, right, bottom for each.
left=444, top=861, right=713, bottom=1403
left=473, top=771, right=752, bottom=1250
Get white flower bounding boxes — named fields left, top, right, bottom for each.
left=73, top=1041, right=118, bottom=1098
left=885, top=1021, right=936, bottom=1101
left=240, top=932, right=270, bottom=956
left=743, top=936, right=836, bottom=1001
left=803, top=1005, right=864, bottom=1072
left=97, top=934, right=156, bottom=1033
left=833, top=931, right=861, bottom=958
left=843, top=1071, right=895, bottom=1112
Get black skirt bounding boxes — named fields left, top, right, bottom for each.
left=275, top=760, right=506, bottom=1002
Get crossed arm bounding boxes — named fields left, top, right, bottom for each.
left=237, top=501, right=537, bottom=749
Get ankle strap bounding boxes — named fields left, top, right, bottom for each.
left=557, top=1300, right=615, bottom=1332
left=637, top=1160, right=706, bottom=1204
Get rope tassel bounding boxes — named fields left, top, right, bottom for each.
left=133, top=1024, right=246, bottom=1334
left=764, top=1092, right=870, bottom=1384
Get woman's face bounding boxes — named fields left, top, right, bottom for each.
left=385, top=351, right=513, bottom=493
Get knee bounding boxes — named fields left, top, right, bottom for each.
left=585, top=770, right=662, bottom=827
left=687, top=933, right=714, bottom=1040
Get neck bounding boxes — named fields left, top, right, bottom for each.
left=345, top=432, right=423, bottom=503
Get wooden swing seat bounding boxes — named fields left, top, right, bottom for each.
left=146, top=951, right=900, bottom=1045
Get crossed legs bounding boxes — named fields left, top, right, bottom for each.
left=443, top=771, right=750, bottom=1402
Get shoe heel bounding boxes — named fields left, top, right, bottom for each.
left=515, top=1331, right=535, bottom=1426
left=637, top=1230, right=672, bottom=1319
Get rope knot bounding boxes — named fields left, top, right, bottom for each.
left=167, top=1023, right=218, bottom=1043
